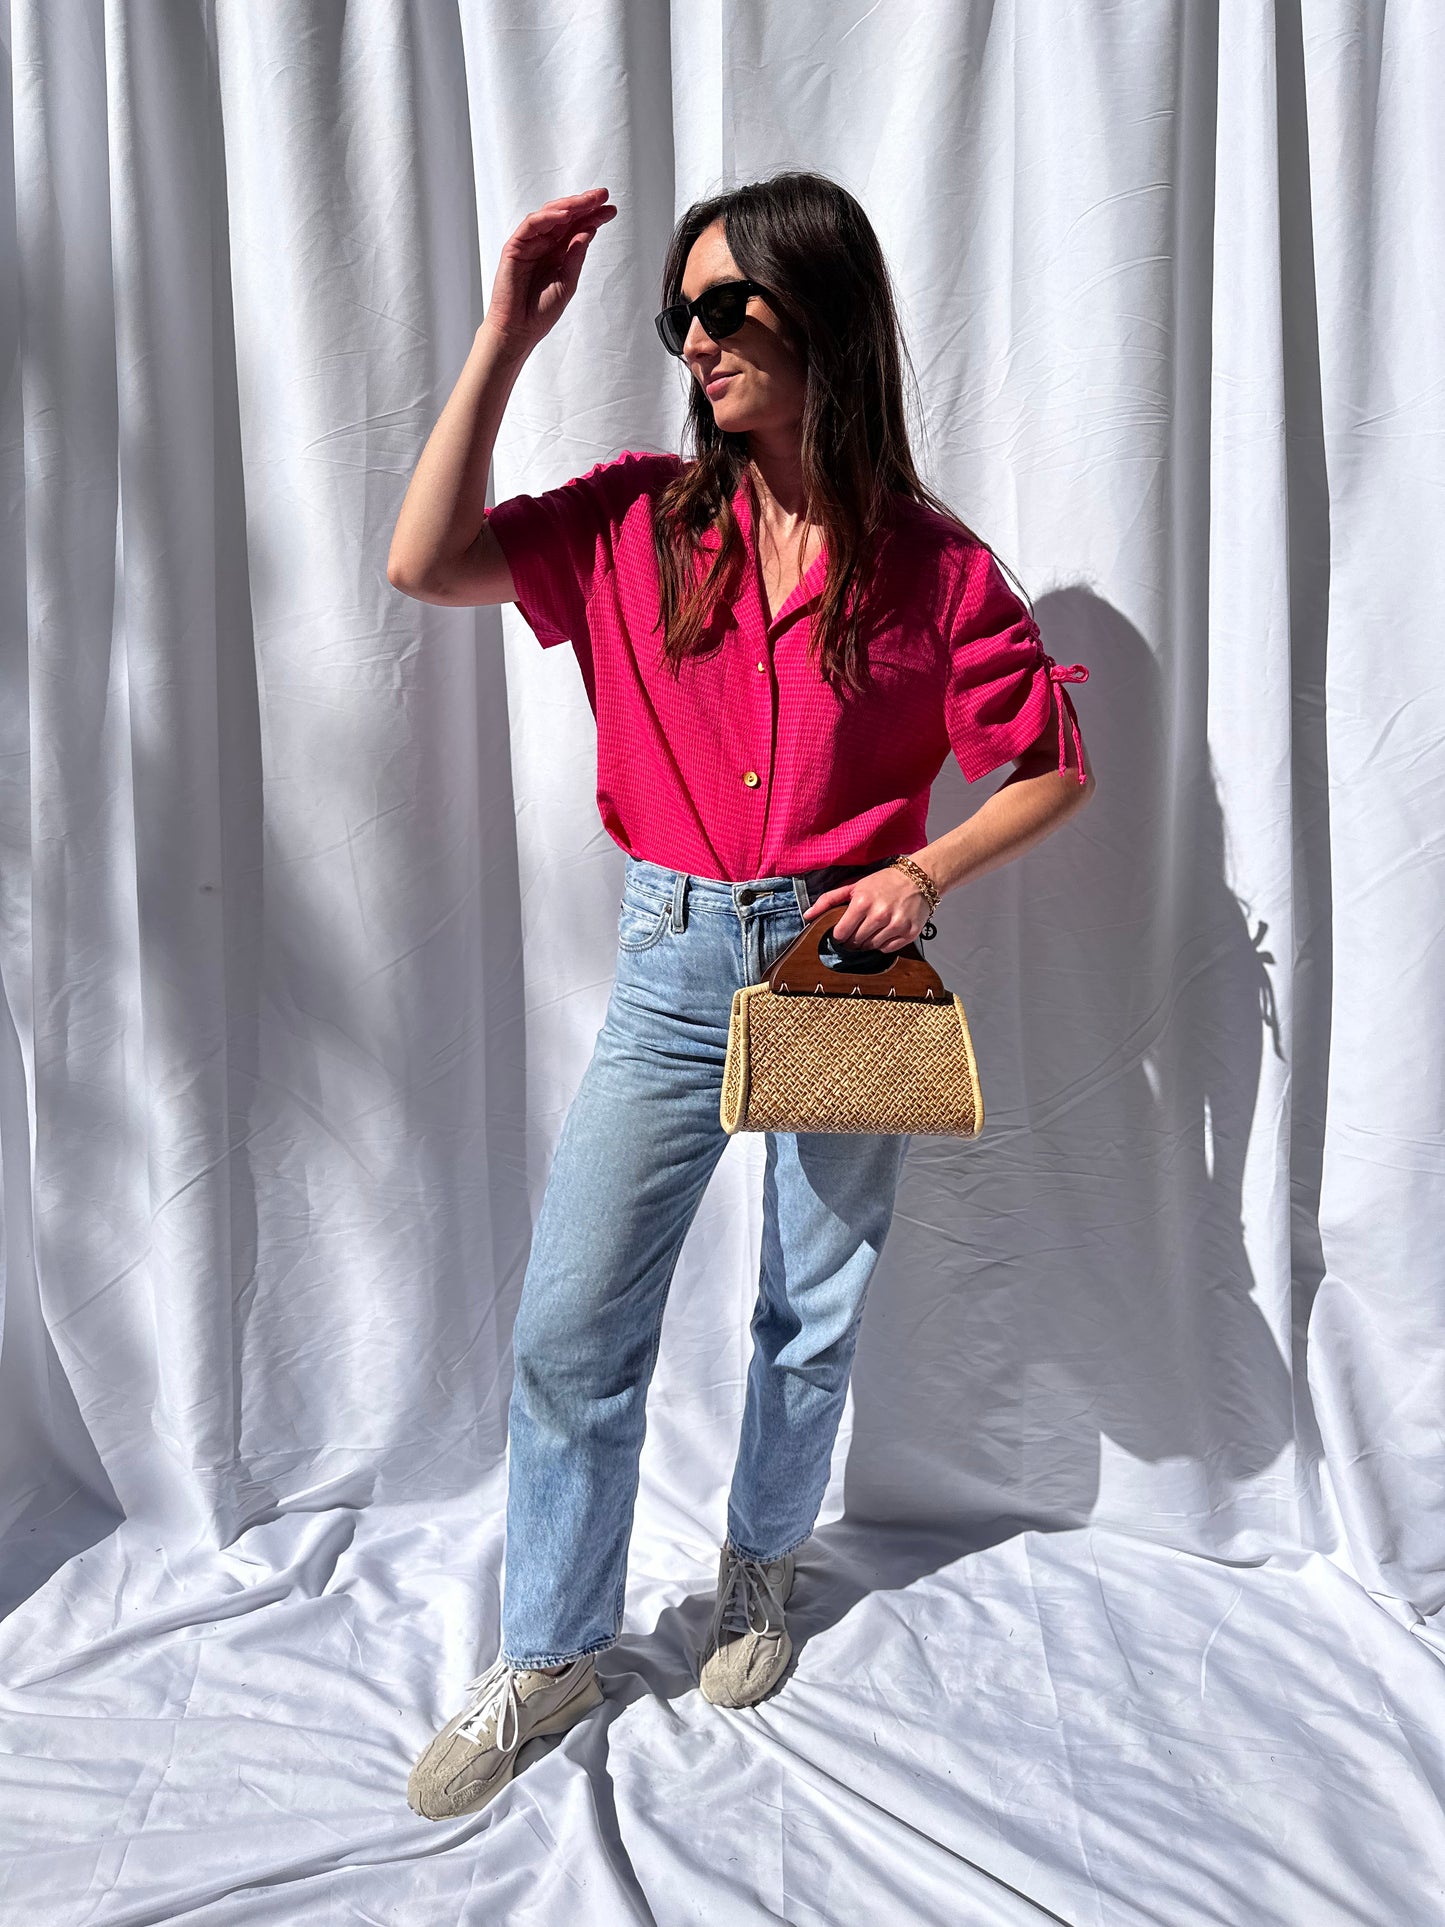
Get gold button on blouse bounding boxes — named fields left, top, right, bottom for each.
left=742, top=770, right=760, bottom=787
left=756, top=660, right=766, bottom=671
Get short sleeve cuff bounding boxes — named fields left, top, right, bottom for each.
left=944, top=546, right=1090, bottom=785
left=486, top=494, right=575, bottom=649
left=950, top=642, right=1055, bottom=780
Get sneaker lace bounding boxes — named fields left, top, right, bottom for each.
left=708, top=1546, right=787, bottom=1651
left=455, top=1654, right=527, bottom=1749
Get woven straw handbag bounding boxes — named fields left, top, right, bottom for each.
left=720, top=902, right=984, bottom=1138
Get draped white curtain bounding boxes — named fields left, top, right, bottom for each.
left=2, top=2, right=1442, bottom=1920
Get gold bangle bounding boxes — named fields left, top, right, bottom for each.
left=890, top=852, right=939, bottom=911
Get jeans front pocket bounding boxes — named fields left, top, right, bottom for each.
left=617, top=886, right=672, bottom=952
left=760, top=903, right=808, bottom=978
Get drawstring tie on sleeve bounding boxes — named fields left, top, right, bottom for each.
left=1025, top=619, right=1090, bottom=785
left=1046, top=656, right=1090, bottom=786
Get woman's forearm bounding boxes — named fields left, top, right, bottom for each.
left=387, top=322, right=530, bottom=591
left=915, top=750, right=1095, bottom=901
left=389, top=190, right=617, bottom=592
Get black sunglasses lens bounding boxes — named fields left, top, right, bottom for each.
left=656, top=306, right=688, bottom=355
left=699, top=287, right=750, bottom=337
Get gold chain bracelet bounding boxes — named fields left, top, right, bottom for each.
left=889, top=852, right=940, bottom=913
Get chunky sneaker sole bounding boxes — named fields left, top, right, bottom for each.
left=699, top=1542, right=797, bottom=1708
left=407, top=1652, right=603, bottom=1820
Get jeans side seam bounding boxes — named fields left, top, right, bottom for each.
left=611, top=1235, right=688, bottom=1637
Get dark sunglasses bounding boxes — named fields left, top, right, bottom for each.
left=654, top=279, right=770, bottom=356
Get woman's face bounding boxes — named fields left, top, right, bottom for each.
left=678, top=220, right=806, bottom=440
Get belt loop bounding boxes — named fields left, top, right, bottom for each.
left=671, top=869, right=688, bottom=933
left=792, top=875, right=811, bottom=916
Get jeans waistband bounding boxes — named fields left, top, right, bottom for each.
left=623, top=852, right=896, bottom=924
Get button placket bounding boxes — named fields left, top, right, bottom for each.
left=737, top=470, right=824, bottom=881
left=739, top=613, right=774, bottom=872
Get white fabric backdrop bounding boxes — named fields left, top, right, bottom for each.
left=2, top=1, right=1442, bottom=1920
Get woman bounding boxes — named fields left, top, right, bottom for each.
left=388, top=170, right=1093, bottom=1821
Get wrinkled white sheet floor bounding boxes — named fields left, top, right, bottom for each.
left=4, top=1488, right=1443, bottom=1925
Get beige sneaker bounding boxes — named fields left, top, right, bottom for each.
left=407, top=1652, right=603, bottom=1820
left=698, top=1541, right=796, bottom=1707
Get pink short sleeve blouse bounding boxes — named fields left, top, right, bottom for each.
left=486, top=449, right=1088, bottom=883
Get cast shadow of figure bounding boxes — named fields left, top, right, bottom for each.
left=776, top=588, right=1297, bottom=1648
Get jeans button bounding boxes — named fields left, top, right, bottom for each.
left=736, top=887, right=755, bottom=905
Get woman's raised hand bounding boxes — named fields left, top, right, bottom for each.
left=482, top=189, right=618, bottom=359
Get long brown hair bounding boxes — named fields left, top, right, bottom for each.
left=651, top=169, right=1033, bottom=695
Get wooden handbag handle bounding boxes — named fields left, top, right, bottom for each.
left=767, top=901, right=949, bottom=1000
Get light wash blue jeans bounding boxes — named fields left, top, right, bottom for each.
left=499, top=852, right=913, bottom=1668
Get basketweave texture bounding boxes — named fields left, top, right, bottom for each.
left=719, top=984, right=984, bottom=1137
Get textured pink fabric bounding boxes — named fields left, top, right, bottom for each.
left=486, top=450, right=1088, bottom=882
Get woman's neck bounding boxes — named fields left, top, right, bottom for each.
left=745, top=434, right=811, bottom=539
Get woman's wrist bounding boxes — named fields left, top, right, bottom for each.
left=889, top=852, right=940, bottom=912
left=475, top=317, right=535, bottom=372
